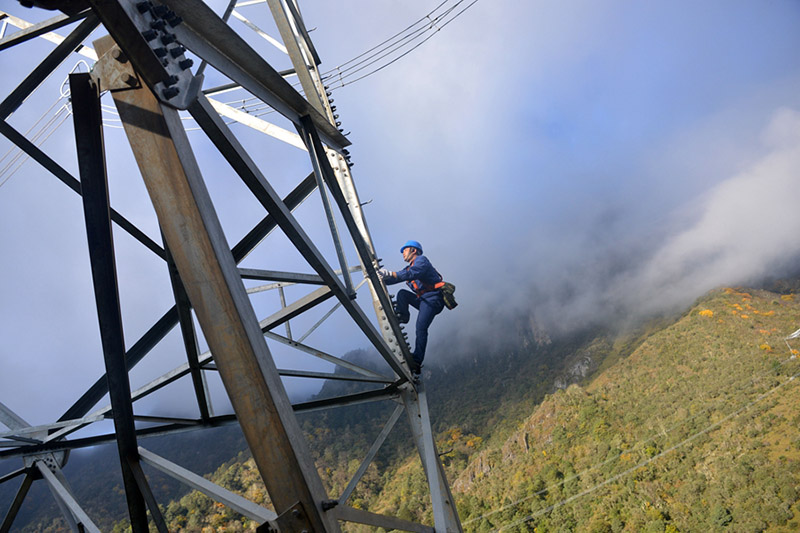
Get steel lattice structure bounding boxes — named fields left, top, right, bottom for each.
left=0, top=1, right=462, bottom=531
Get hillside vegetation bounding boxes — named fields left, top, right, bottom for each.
left=148, top=287, right=800, bottom=532
left=6, top=285, right=783, bottom=532
left=451, top=287, right=800, bottom=532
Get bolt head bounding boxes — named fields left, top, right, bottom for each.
left=112, top=49, right=127, bottom=62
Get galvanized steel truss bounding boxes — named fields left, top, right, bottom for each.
left=0, top=1, right=462, bottom=532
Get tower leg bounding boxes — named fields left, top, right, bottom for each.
left=94, top=36, right=338, bottom=532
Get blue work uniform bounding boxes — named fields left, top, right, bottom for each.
left=385, top=255, right=445, bottom=365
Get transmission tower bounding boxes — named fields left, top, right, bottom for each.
left=0, top=1, right=462, bottom=531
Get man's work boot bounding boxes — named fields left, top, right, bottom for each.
left=393, top=305, right=409, bottom=324
left=409, top=359, right=422, bottom=375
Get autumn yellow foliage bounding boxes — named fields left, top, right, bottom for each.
left=699, top=309, right=714, bottom=317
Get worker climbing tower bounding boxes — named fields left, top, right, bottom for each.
left=0, top=1, right=462, bottom=531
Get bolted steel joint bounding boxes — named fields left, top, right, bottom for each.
left=166, top=14, right=184, bottom=27
left=112, top=49, right=127, bottom=63
left=169, top=45, right=187, bottom=58
left=162, top=86, right=180, bottom=99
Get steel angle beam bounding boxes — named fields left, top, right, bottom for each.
left=60, top=169, right=317, bottom=425
left=277, top=369, right=392, bottom=384
left=207, top=97, right=306, bottom=150
left=37, top=462, right=101, bottom=533
left=280, top=0, right=321, bottom=67
left=202, top=69, right=299, bottom=97
left=229, top=9, right=286, bottom=54
left=166, top=245, right=211, bottom=421
left=0, top=415, right=240, bottom=460
left=401, top=383, right=462, bottom=532
left=71, top=71, right=150, bottom=529
left=0, top=9, right=91, bottom=51
left=127, top=458, right=169, bottom=533
left=265, top=0, right=324, bottom=115
left=85, top=0, right=197, bottom=108
left=187, top=95, right=411, bottom=382
left=0, top=467, right=25, bottom=485
left=139, top=447, right=277, bottom=523
left=297, top=299, right=342, bottom=342
left=59, top=305, right=178, bottom=423
left=339, top=404, right=404, bottom=504
left=333, top=506, right=435, bottom=533
left=245, top=266, right=362, bottom=294
left=300, top=117, right=415, bottom=366
left=240, top=268, right=325, bottom=285
left=292, top=386, right=400, bottom=414
left=263, top=331, right=389, bottom=380
left=3, top=436, right=40, bottom=445
left=259, top=286, right=334, bottom=331
left=0, top=120, right=166, bottom=260
left=99, top=38, right=338, bottom=531
left=132, top=415, right=197, bottom=425
left=0, top=13, right=98, bottom=120
left=160, top=0, right=348, bottom=149
left=0, top=401, right=29, bottom=432
left=232, top=172, right=316, bottom=262
left=56, top=349, right=214, bottom=440
left=0, top=473, right=33, bottom=533
left=302, top=125, right=354, bottom=295
left=0, top=415, right=103, bottom=441
left=272, top=0, right=412, bottom=373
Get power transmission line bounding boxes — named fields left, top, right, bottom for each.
left=322, top=0, right=481, bottom=90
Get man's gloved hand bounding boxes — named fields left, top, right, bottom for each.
left=377, top=268, right=391, bottom=280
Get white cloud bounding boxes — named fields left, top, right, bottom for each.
left=629, top=107, right=800, bottom=314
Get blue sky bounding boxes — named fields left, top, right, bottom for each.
left=1, top=0, right=799, bottom=425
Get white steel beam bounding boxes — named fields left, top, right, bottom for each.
left=339, top=404, right=404, bottom=504
left=230, top=9, right=287, bottom=53
left=37, top=462, right=101, bottom=533
left=333, top=506, right=435, bottom=533
left=263, top=330, right=389, bottom=379
left=207, top=97, right=306, bottom=150
left=0, top=11, right=97, bottom=60
left=139, top=447, right=277, bottom=523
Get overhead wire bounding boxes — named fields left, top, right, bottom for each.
left=216, top=0, right=480, bottom=119
left=0, top=95, right=71, bottom=189
left=322, top=0, right=481, bottom=90
left=319, top=0, right=452, bottom=81
left=459, top=348, right=800, bottom=530
left=322, top=0, right=449, bottom=74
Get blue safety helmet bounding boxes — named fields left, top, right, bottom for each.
left=400, top=240, right=423, bottom=254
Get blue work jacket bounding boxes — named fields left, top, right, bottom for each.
left=386, top=255, right=443, bottom=300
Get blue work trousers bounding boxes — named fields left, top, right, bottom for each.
left=396, top=289, right=444, bottom=364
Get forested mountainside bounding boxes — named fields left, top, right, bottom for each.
left=452, top=287, right=800, bottom=532
left=132, top=287, right=800, bottom=532
left=10, top=286, right=800, bottom=532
